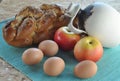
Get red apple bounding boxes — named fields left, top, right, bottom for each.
left=74, top=36, right=103, bottom=62
left=54, top=26, right=80, bottom=51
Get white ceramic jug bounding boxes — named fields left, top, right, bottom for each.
left=68, top=2, right=120, bottom=48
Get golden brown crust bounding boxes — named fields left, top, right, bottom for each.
left=40, top=4, right=65, bottom=16
left=2, top=4, right=71, bottom=47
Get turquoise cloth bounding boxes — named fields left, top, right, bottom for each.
left=0, top=18, right=120, bottom=81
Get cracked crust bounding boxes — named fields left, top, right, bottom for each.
left=2, top=4, right=71, bottom=47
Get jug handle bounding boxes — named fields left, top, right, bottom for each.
left=67, top=3, right=87, bottom=34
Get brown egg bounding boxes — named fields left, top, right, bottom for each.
left=22, top=48, right=44, bottom=65
left=43, top=57, right=65, bottom=76
left=74, top=60, right=97, bottom=78
left=38, top=40, right=59, bottom=56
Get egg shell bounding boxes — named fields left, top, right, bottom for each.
left=38, top=40, right=59, bottom=56
left=74, top=60, right=97, bottom=78
left=43, top=57, right=65, bottom=76
left=22, top=48, right=44, bottom=65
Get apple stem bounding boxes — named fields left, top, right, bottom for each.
left=89, top=41, right=93, bottom=44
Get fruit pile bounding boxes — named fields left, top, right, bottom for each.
left=21, top=26, right=103, bottom=79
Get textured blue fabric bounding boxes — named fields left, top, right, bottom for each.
left=0, top=18, right=120, bottom=81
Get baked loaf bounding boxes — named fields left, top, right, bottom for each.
left=3, top=4, right=71, bottom=47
